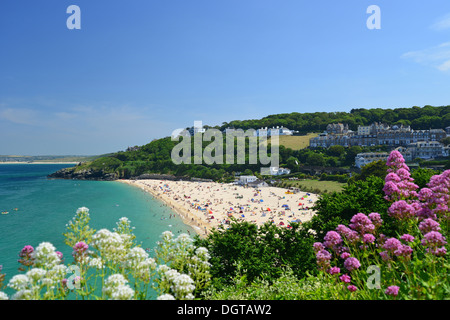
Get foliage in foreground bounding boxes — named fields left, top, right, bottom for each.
left=1, top=149, right=449, bottom=300
left=0, top=208, right=211, bottom=300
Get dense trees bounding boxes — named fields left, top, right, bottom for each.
left=221, top=105, right=450, bottom=134
left=73, top=105, right=449, bottom=180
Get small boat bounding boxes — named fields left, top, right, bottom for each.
left=1, top=211, right=9, bottom=215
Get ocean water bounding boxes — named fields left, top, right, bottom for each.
left=0, top=164, right=194, bottom=295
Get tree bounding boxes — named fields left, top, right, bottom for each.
left=306, top=153, right=325, bottom=167
left=310, top=176, right=391, bottom=241
left=194, top=221, right=316, bottom=285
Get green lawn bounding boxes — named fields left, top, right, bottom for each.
left=282, top=179, right=345, bottom=194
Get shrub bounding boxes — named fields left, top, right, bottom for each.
left=312, top=150, right=450, bottom=299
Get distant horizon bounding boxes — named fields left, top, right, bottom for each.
left=3, top=102, right=450, bottom=157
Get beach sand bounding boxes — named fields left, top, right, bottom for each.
left=120, top=179, right=318, bottom=238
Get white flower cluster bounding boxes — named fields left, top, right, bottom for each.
left=7, top=264, right=68, bottom=300
left=32, top=242, right=61, bottom=269
left=102, top=274, right=134, bottom=300
left=0, top=291, right=8, bottom=300
left=124, top=247, right=156, bottom=281
left=91, top=229, right=128, bottom=264
left=157, top=265, right=195, bottom=300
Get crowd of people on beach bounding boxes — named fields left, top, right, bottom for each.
left=124, top=179, right=318, bottom=237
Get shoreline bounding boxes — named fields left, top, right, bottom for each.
left=118, top=179, right=209, bottom=238
left=0, top=162, right=79, bottom=165
left=117, top=179, right=318, bottom=238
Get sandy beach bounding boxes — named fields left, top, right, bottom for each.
left=120, top=179, right=318, bottom=237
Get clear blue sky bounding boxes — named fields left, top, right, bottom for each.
left=1, top=0, right=450, bottom=155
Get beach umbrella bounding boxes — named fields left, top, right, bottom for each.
left=241, top=214, right=245, bottom=218
left=267, top=208, right=271, bottom=211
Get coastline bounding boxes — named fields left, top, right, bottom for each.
left=117, top=179, right=318, bottom=238
left=0, top=162, right=79, bottom=164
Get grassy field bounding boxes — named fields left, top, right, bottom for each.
left=281, top=179, right=345, bottom=194
left=262, top=133, right=319, bottom=150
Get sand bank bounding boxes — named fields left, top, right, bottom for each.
left=119, top=179, right=318, bottom=238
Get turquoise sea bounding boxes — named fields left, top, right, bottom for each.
left=0, top=164, right=193, bottom=295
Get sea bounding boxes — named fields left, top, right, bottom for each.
left=0, top=163, right=194, bottom=297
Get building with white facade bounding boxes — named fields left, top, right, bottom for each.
left=355, top=152, right=389, bottom=168
left=268, top=167, right=291, bottom=175
left=238, top=175, right=258, bottom=185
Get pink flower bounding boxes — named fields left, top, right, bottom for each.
left=328, top=266, right=340, bottom=275
left=339, top=274, right=351, bottom=283
left=383, top=238, right=402, bottom=252
left=336, top=224, right=360, bottom=244
left=20, top=245, right=34, bottom=256
left=340, top=252, right=350, bottom=260
left=385, top=285, right=399, bottom=296
left=400, top=234, right=415, bottom=243
left=316, top=249, right=332, bottom=269
left=418, top=219, right=441, bottom=234
left=344, top=257, right=361, bottom=272
left=368, top=212, right=383, bottom=228
left=323, top=231, right=343, bottom=251
left=347, top=285, right=358, bottom=292
left=388, top=200, right=418, bottom=221
left=313, top=242, right=324, bottom=253
left=394, top=245, right=413, bottom=259
left=349, top=213, right=375, bottom=235
left=421, top=231, right=447, bottom=256
left=363, top=234, right=376, bottom=244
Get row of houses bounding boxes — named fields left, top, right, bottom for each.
left=355, top=141, right=450, bottom=168
left=187, top=121, right=296, bottom=137
left=310, top=122, right=447, bottom=148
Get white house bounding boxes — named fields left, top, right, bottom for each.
left=355, top=152, right=389, bottom=168
left=268, top=167, right=291, bottom=175
left=238, top=175, right=258, bottom=185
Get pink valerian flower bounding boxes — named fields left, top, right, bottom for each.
left=349, top=213, right=375, bottom=235
left=421, top=231, right=447, bottom=256
left=343, top=257, right=361, bottom=272
left=363, top=234, right=376, bottom=244
left=388, top=200, right=419, bottom=221
left=72, top=241, right=89, bottom=263
left=386, top=150, right=410, bottom=173
left=384, top=151, right=419, bottom=201
left=421, top=170, right=450, bottom=220
left=418, top=219, right=441, bottom=234
left=368, top=212, right=383, bottom=229
left=400, top=234, right=415, bottom=243
left=336, top=224, right=360, bottom=244
left=340, top=252, right=350, bottom=260
left=316, top=249, right=332, bottom=270
left=18, top=245, right=35, bottom=269
left=385, top=286, right=400, bottom=296
left=313, top=242, right=325, bottom=253
left=394, top=245, right=413, bottom=260
left=383, top=238, right=402, bottom=251
left=383, top=181, right=400, bottom=201
left=347, top=285, right=358, bottom=292
left=339, top=274, right=351, bottom=283
left=323, top=231, right=343, bottom=252
left=380, top=237, right=402, bottom=261
left=328, top=266, right=340, bottom=275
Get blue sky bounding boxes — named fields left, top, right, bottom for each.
left=1, top=0, right=450, bottom=155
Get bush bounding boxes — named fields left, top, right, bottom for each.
left=312, top=150, right=450, bottom=299
left=1, top=208, right=211, bottom=300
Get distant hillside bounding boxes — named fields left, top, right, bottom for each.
left=0, top=154, right=105, bottom=163
left=48, top=104, right=450, bottom=181
left=221, top=105, right=450, bottom=134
